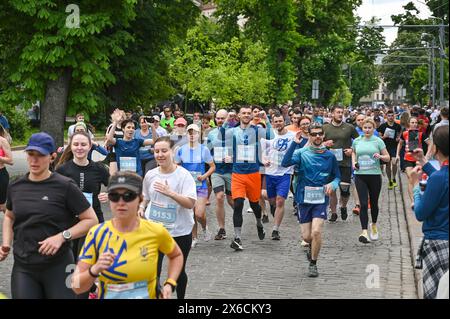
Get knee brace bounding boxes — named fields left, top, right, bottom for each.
left=339, top=183, right=351, bottom=198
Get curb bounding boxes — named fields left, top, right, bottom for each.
left=398, top=170, right=424, bottom=299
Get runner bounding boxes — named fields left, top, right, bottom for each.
left=170, top=117, right=188, bottom=151
left=227, top=106, right=274, bottom=251
left=352, top=118, right=390, bottom=243
left=396, top=116, right=430, bottom=203
left=134, top=115, right=161, bottom=175
left=71, top=171, right=184, bottom=299
left=106, top=109, right=156, bottom=177
left=282, top=123, right=340, bottom=277
left=0, top=124, right=13, bottom=213
left=409, top=126, right=449, bottom=299
left=323, top=106, right=359, bottom=222
left=174, top=124, right=215, bottom=247
left=262, top=113, right=295, bottom=240
left=105, top=110, right=125, bottom=176
left=286, top=110, right=302, bottom=133
left=377, top=110, right=402, bottom=189
left=0, top=132, right=98, bottom=299
left=207, top=109, right=234, bottom=240
left=140, top=136, right=197, bottom=299
left=160, top=105, right=175, bottom=131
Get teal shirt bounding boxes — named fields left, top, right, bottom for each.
left=352, top=135, right=386, bottom=175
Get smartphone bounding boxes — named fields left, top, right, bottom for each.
left=145, top=117, right=155, bottom=123
left=408, top=130, right=419, bottom=152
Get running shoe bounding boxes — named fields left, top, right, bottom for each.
left=358, top=232, right=370, bottom=244
left=191, top=238, right=199, bottom=248
left=230, top=237, right=243, bottom=251
left=308, top=264, right=319, bottom=278
left=262, top=215, right=269, bottom=223
left=392, top=180, right=398, bottom=188
left=300, top=240, right=310, bottom=248
left=352, top=205, right=360, bottom=216
left=328, top=213, right=338, bottom=222
left=271, top=230, right=280, bottom=240
left=340, top=207, right=348, bottom=221
left=257, top=225, right=265, bottom=240
left=247, top=207, right=254, bottom=214
left=214, top=228, right=227, bottom=240
left=202, top=227, right=212, bottom=241
left=369, top=223, right=379, bottom=241
left=388, top=181, right=394, bottom=190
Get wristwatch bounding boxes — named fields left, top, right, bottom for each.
left=62, top=230, right=72, bottom=241
left=164, top=278, right=177, bottom=293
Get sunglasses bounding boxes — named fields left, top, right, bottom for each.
left=310, top=132, right=324, bottom=137
left=108, top=191, right=139, bottom=203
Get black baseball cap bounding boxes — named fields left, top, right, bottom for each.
left=107, top=172, right=142, bottom=194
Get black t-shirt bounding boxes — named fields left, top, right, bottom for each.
left=56, top=160, right=109, bottom=218
left=106, top=124, right=124, bottom=152
left=377, top=122, right=402, bottom=150
left=6, top=173, right=91, bottom=265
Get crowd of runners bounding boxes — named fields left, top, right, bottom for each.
left=0, top=102, right=448, bottom=299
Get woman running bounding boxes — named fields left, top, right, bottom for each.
left=134, top=116, right=160, bottom=175
left=175, top=124, right=215, bottom=247
left=72, top=171, right=184, bottom=299
left=352, top=118, right=390, bottom=243
left=0, top=132, right=98, bottom=299
left=0, top=124, right=13, bottom=213
left=140, top=136, right=197, bottom=299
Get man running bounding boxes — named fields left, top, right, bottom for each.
left=207, top=109, right=234, bottom=240
left=262, top=113, right=295, bottom=240
left=323, top=106, right=359, bottom=222
left=282, top=124, right=340, bottom=277
left=226, top=106, right=274, bottom=251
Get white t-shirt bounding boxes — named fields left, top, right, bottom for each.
left=143, top=166, right=196, bottom=237
left=262, top=130, right=295, bottom=176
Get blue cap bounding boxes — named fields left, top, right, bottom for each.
left=25, top=132, right=56, bottom=155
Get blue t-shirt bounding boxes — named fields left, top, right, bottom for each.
left=134, top=129, right=153, bottom=160
left=282, top=144, right=340, bottom=205
left=312, top=116, right=324, bottom=125
left=207, top=127, right=233, bottom=175
left=0, top=115, right=10, bottom=130
left=175, top=144, right=213, bottom=189
left=115, top=139, right=145, bottom=176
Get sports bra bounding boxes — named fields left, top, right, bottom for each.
left=0, top=148, right=5, bottom=157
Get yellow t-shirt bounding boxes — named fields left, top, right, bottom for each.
left=79, top=219, right=175, bottom=299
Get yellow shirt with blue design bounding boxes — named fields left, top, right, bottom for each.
left=79, top=219, right=175, bottom=299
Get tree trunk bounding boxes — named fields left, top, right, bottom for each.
left=40, top=68, right=72, bottom=147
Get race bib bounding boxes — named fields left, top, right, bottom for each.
left=105, top=281, right=149, bottom=299
left=330, top=148, right=343, bottom=161
left=214, top=146, right=230, bottom=163
left=145, top=202, right=177, bottom=231
left=358, top=155, right=377, bottom=171
left=119, top=157, right=137, bottom=172
left=82, top=192, right=93, bottom=206
left=304, top=186, right=325, bottom=204
left=384, top=128, right=395, bottom=139
left=237, top=145, right=256, bottom=162
left=190, top=171, right=203, bottom=187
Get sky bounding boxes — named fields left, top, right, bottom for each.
left=356, top=0, right=433, bottom=45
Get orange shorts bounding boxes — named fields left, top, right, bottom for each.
left=231, top=172, right=261, bottom=202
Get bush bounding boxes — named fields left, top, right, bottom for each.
left=3, top=107, right=30, bottom=141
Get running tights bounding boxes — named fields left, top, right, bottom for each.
left=157, top=233, right=192, bottom=299
left=11, top=251, right=76, bottom=299
left=355, top=174, right=382, bottom=230
left=233, top=198, right=261, bottom=227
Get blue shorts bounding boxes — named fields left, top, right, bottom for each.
left=266, top=174, right=291, bottom=199
left=297, top=204, right=328, bottom=224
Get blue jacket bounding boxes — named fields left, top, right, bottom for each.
left=413, top=162, right=449, bottom=240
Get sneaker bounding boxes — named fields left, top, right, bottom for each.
left=247, top=207, right=254, bottom=214
left=191, top=238, right=199, bottom=248
left=293, top=207, right=298, bottom=216
left=202, top=228, right=212, bottom=241
left=392, top=180, right=398, bottom=188
left=340, top=207, right=348, bottom=221
left=214, top=228, right=227, bottom=240
left=358, top=232, right=370, bottom=244
left=271, top=230, right=280, bottom=240
left=230, top=237, right=243, bottom=251
left=257, top=225, right=265, bottom=240
left=300, top=240, right=310, bottom=248
left=306, top=247, right=312, bottom=262
left=369, top=223, right=379, bottom=241
left=308, top=264, right=319, bottom=277
left=328, top=213, right=338, bottom=222
left=262, top=215, right=269, bottom=223
left=388, top=181, right=394, bottom=190
left=352, top=205, right=360, bottom=216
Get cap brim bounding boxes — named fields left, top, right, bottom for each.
left=107, top=184, right=141, bottom=194
left=24, top=146, right=51, bottom=155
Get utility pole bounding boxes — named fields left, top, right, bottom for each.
left=432, top=38, right=436, bottom=108
left=428, top=41, right=432, bottom=106
left=439, top=24, right=445, bottom=106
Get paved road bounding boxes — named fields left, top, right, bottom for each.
left=0, top=150, right=418, bottom=298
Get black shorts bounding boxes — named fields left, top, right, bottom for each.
left=0, top=167, right=9, bottom=204
left=404, top=160, right=416, bottom=169
left=106, top=152, right=116, bottom=163
left=339, top=167, right=352, bottom=184
left=386, top=147, right=397, bottom=159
